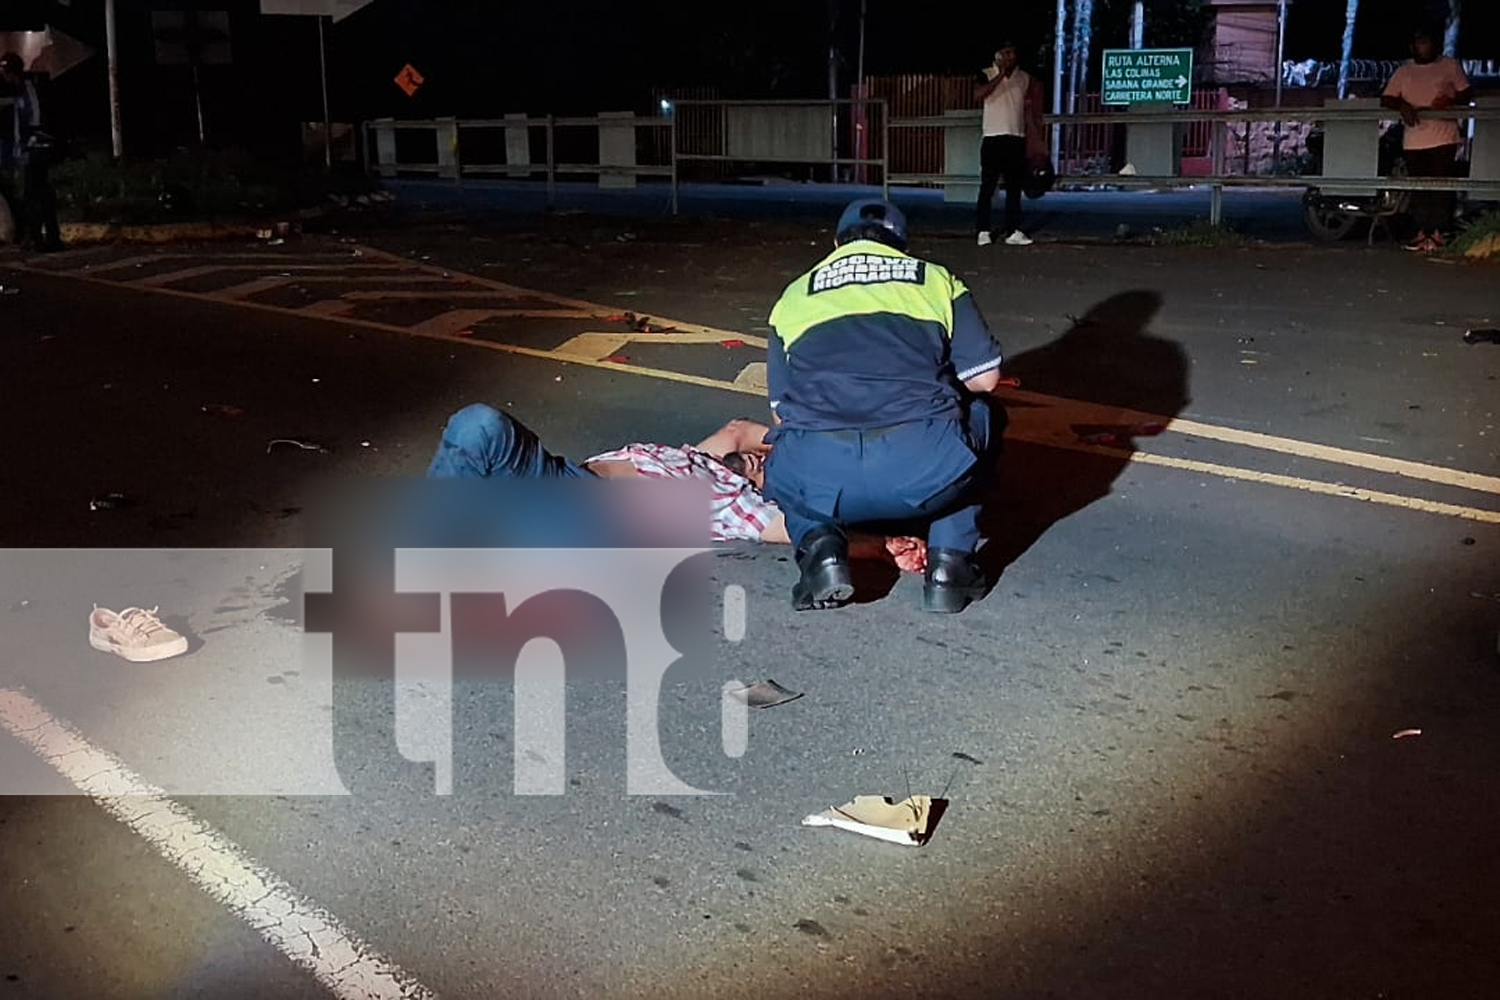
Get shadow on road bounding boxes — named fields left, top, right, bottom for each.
left=978, top=289, right=1191, bottom=582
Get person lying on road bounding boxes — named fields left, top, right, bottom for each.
left=425, top=403, right=928, bottom=573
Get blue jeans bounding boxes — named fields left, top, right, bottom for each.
left=427, top=404, right=593, bottom=480
left=764, top=397, right=1000, bottom=554
left=404, top=403, right=614, bottom=547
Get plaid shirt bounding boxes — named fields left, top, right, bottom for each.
left=585, top=443, right=778, bottom=542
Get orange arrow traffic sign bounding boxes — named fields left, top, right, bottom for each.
left=394, top=62, right=424, bottom=97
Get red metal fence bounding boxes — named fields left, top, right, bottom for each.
left=864, top=73, right=1232, bottom=179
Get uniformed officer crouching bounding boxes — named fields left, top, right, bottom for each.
left=762, top=198, right=1005, bottom=614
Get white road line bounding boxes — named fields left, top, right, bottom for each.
left=0, top=688, right=438, bottom=1000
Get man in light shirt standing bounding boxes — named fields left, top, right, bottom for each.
left=1381, top=24, right=1473, bottom=253
left=974, top=41, right=1040, bottom=247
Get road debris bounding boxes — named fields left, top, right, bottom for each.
left=89, top=493, right=134, bottom=511
left=1392, top=728, right=1422, bottom=739
left=801, top=794, right=944, bottom=846
left=266, top=439, right=329, bottom=455
left=727, top=679, right=803, bottom=709
left=617, top=311, right=678, bottom=334
left=201, top=403, right=244, bottom=418
left=9, top=599, right=34, bottom=612
left=719, top=339, right=746, bottom=349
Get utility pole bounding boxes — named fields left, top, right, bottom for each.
left=1274, top=0, right=1287, bottom=107
left=105, top=0, right=122, bottom=159
left=1052, top=0, right=1066, bottom=166
left=827, top=0, right=839, bottom=180
left=855, top=0, right=866, bottom=184
left=318, top=15, right=332, bottom=170
left=1130, top=1, right=1144, bottom=49
left=856, top=0, right=865, bottom=93
left=1273, top=0, right=1287, bottom=172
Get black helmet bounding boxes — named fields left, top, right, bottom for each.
left=1024, top=161, right=1057, bottom=200
left=835, top=198, right=909, bottom=251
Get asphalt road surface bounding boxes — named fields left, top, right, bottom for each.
left=385, top=178, right=1323, bottom=243
left=1, top=213, right=1498, bottom=1000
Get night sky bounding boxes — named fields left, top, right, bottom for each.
left=9, top=0, right=1497, bottom=158
left=323, top=0, right=1496, bottom=116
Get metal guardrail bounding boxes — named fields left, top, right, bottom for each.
left=363, top=100, right=893, bottom=213
left=886, top=105, right=1500, bottom=223
left=365, top=102, right=1500, bottom=226
left=892, top=106, right=1500, bottom=127
left=664, top=98, right=890, bottom=212
left=362, top=114, right=676, bottom=207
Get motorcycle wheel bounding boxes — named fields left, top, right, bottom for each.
left=1303, top=196, right=1358, bottom=242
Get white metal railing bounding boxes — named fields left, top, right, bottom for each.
left=363, top=100, right=892, bottom=213
left=888, top=103, right=1500, bottom=224
left=365, top=101, right=1500, bottom=224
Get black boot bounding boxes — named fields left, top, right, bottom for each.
left=791, top=527, right=853, bottom=611
left=921, top=548, right=987, bottom=613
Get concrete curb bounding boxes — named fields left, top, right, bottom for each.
left=55, top=206, right=333, bottom=247
left=1461, top=232, right=1500, bottom=260
left=58, top=221, right=263, bottom=245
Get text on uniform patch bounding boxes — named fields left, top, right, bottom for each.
left=809, top=255, right=926, bottom=295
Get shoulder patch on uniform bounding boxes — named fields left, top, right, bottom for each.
left=807, top=254, right=926, bottom=295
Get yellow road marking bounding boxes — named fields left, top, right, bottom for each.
left=18, top=246, right=1498, bottom=525
left=339, top=290, right=599, bottom=312
left=210, top=275, right=299, bottom=300
left=356, top=244, right=754, bottom=342
left=556, top=331, right=769, bottom=362
left=1167, top=414, right=1500, bottom=496
left=408, top=309, right=513, bottom=337
left=486, top=343, right=765, bottom=394
left=237, top=274, right=456, bottom=285
left=555, top=334, right=632, bottom=360
left=1000, top=387, right=1500, bottom=497
left=298, top=299, right=359, bottom=317
left=734, top=362, right=767, bottom=390
left=132, top=263, right=401, bottom=286
left=1125, top=452, right=1500, bottom=524
left=476, top=345, right=1500, bottom=523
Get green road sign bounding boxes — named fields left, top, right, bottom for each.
left=1101, top=48, right=1194, bottom=105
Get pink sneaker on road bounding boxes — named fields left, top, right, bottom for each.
left=88, top=606, right=189, bottom=663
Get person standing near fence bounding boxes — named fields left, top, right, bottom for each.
left=1381, top=24, right=1473, bottom=253
left=0, top=53, right=62, bottom=253
left=973, top=41, right=1045, bottom=248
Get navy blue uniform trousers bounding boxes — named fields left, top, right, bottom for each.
left=764, top=397, right=1000, bottom=554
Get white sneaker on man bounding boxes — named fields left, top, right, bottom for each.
left=976, top=232, right=993, bottom=246
left=1004, top=230, right=1033, bottom=246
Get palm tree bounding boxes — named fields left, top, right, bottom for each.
left=1336, top=0, right=1359, bottom=99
